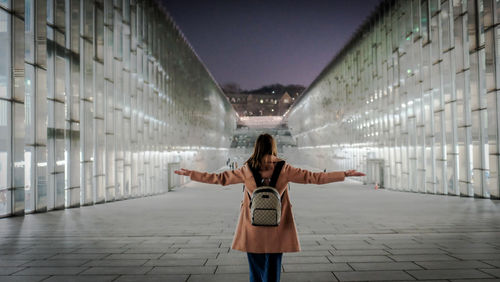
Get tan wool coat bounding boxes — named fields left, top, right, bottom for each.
left=189, top=155, right=346, bottom=253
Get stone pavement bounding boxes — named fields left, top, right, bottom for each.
left=0, top=179, right=500, bottom=281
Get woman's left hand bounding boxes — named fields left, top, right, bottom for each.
left=345, top=169, right=366, bottom=177
left=174, top=168, right=192, bottom=176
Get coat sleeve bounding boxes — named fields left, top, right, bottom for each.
left=285, top=164, right=345, bottom=184
left=189, top=166, right=246, bottom=186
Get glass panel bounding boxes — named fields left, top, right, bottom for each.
left=25, top=0, right=34, bottom=63
left=123, top=24, right=130, bottom=69
left=104, top=26, right=113, bottom=78
left=12, top=102, right=25, bottom=189
left=94, top=62, right=104, bottom=118
left=485, top=28, right=495, bottom=91
left=54, top=0, right=65, bottom=29
left=0, top=10, right=10, bottom=99
left=412, top=0, right=420, bottom=36
left=70, top=0, right=79, bottom=53
left=0, top=100, right=10, bottom=206
left=470, top=52, right=483, bottom=112
left=104, top=0, right=113, bottom=25
left=13, top=101, right=24, bottom=215
left=66, top=121, right=79, bottom=207
left=114, top=59, right=122, bottom=109
left=35, top=0, right=47, bottom=69
left=70, top=55, right=79, bottom=121
left=468, top=0, right=478, bottom=51
left=53, top=101, right=65, bottom=208
left=82, top=0, right=93, bottom=40
left=105, top=80, right=114, bottom=132
left=441, top=0, right=451, bottom=51
left=488, top=92, right=498, bottom=155
left=430, top=0, right=438, bottom=14
left=471, top=110, right=482, bottom=170
left=489, top=155, right=499, bottom=198
left=430, top=11, right=440, bottom=62
left=47, top=0, right=53, bottom=24
left=82, top=161, right=92, bottom=204
left=96, top=6, right=104, bottom=61
left=83, top=40, right=93, bottom=100
left=36, top=68, right=47, bottom=144
left=454, top=14, right=465, bottom=71
left=13, top=16, right=24, bottom=101
left=35, top=145, right=47, bottom=211
left=82, top=101, right=93, bottom=161
left=421, top=0, right=430, bottom=43
left=94, top=117, right=105, bottom=203
left=106, top=131, right=115, bottom=200
left=81, top=99, right=93, bottom=203
left=114, top=10, right=122, bottom=59
left=24, top=64, right=35, bottom=148
left=55, top=55, right=66, bottom=101
left=115, top=108, right=123, bottom=199
left=24, top=145, right=34, bottom=212
left=457, top=126, right=472, bottom=195
left=122, top=0, right=130, bottom=23
left=435, top=110, right=446, bottom=194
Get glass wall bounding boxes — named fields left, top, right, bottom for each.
left=287, top=0, right=499, bottom=199
left=0, top=0, right=236, bottom=217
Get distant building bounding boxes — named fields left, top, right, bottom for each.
left=224, top=85, right=302, bottom=117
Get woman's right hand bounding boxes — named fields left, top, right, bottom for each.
left=174, top=168, right=192, bottom=176
left=344, top=169, right=366, bottom=177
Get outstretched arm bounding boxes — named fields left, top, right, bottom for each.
left=174, top=167, right=246, bottom=186
left=286, top=165, right=365, bottom=184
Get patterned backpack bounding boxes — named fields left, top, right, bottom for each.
left=247, top=161, right=285, bottom=226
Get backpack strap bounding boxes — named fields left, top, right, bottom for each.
left=269, top=161, right=285, bottom=188
left=247, top=161, right=286, bottom=203
left=249, top=160, right=285, bottom=188
left=249, top=165, right=263, bottom=188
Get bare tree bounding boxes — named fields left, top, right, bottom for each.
left=221, top=82, right=242, bottom=94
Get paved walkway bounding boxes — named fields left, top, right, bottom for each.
left=1, top=179, right=500, bottom=281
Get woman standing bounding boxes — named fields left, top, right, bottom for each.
left=175, top=133, right=365, bottom=282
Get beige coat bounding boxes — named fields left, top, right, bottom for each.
left=189, top=155, right=345, bottom=253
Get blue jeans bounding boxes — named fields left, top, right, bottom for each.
left=247, top=252, right=283, bottom=282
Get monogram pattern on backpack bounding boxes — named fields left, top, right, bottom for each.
left=251, top=187, right=281, bottom=226
left=248, top=161, right=285, bottom=226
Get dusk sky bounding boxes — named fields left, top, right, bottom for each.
left=160, top=0, right=381, bottom=90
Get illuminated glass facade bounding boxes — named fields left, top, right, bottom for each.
left=287, top=0, right=500, bottom=199
left=0, top=0, right=236, bottom=217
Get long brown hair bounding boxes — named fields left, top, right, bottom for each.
left=246, top=133, right=278, bottom=170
